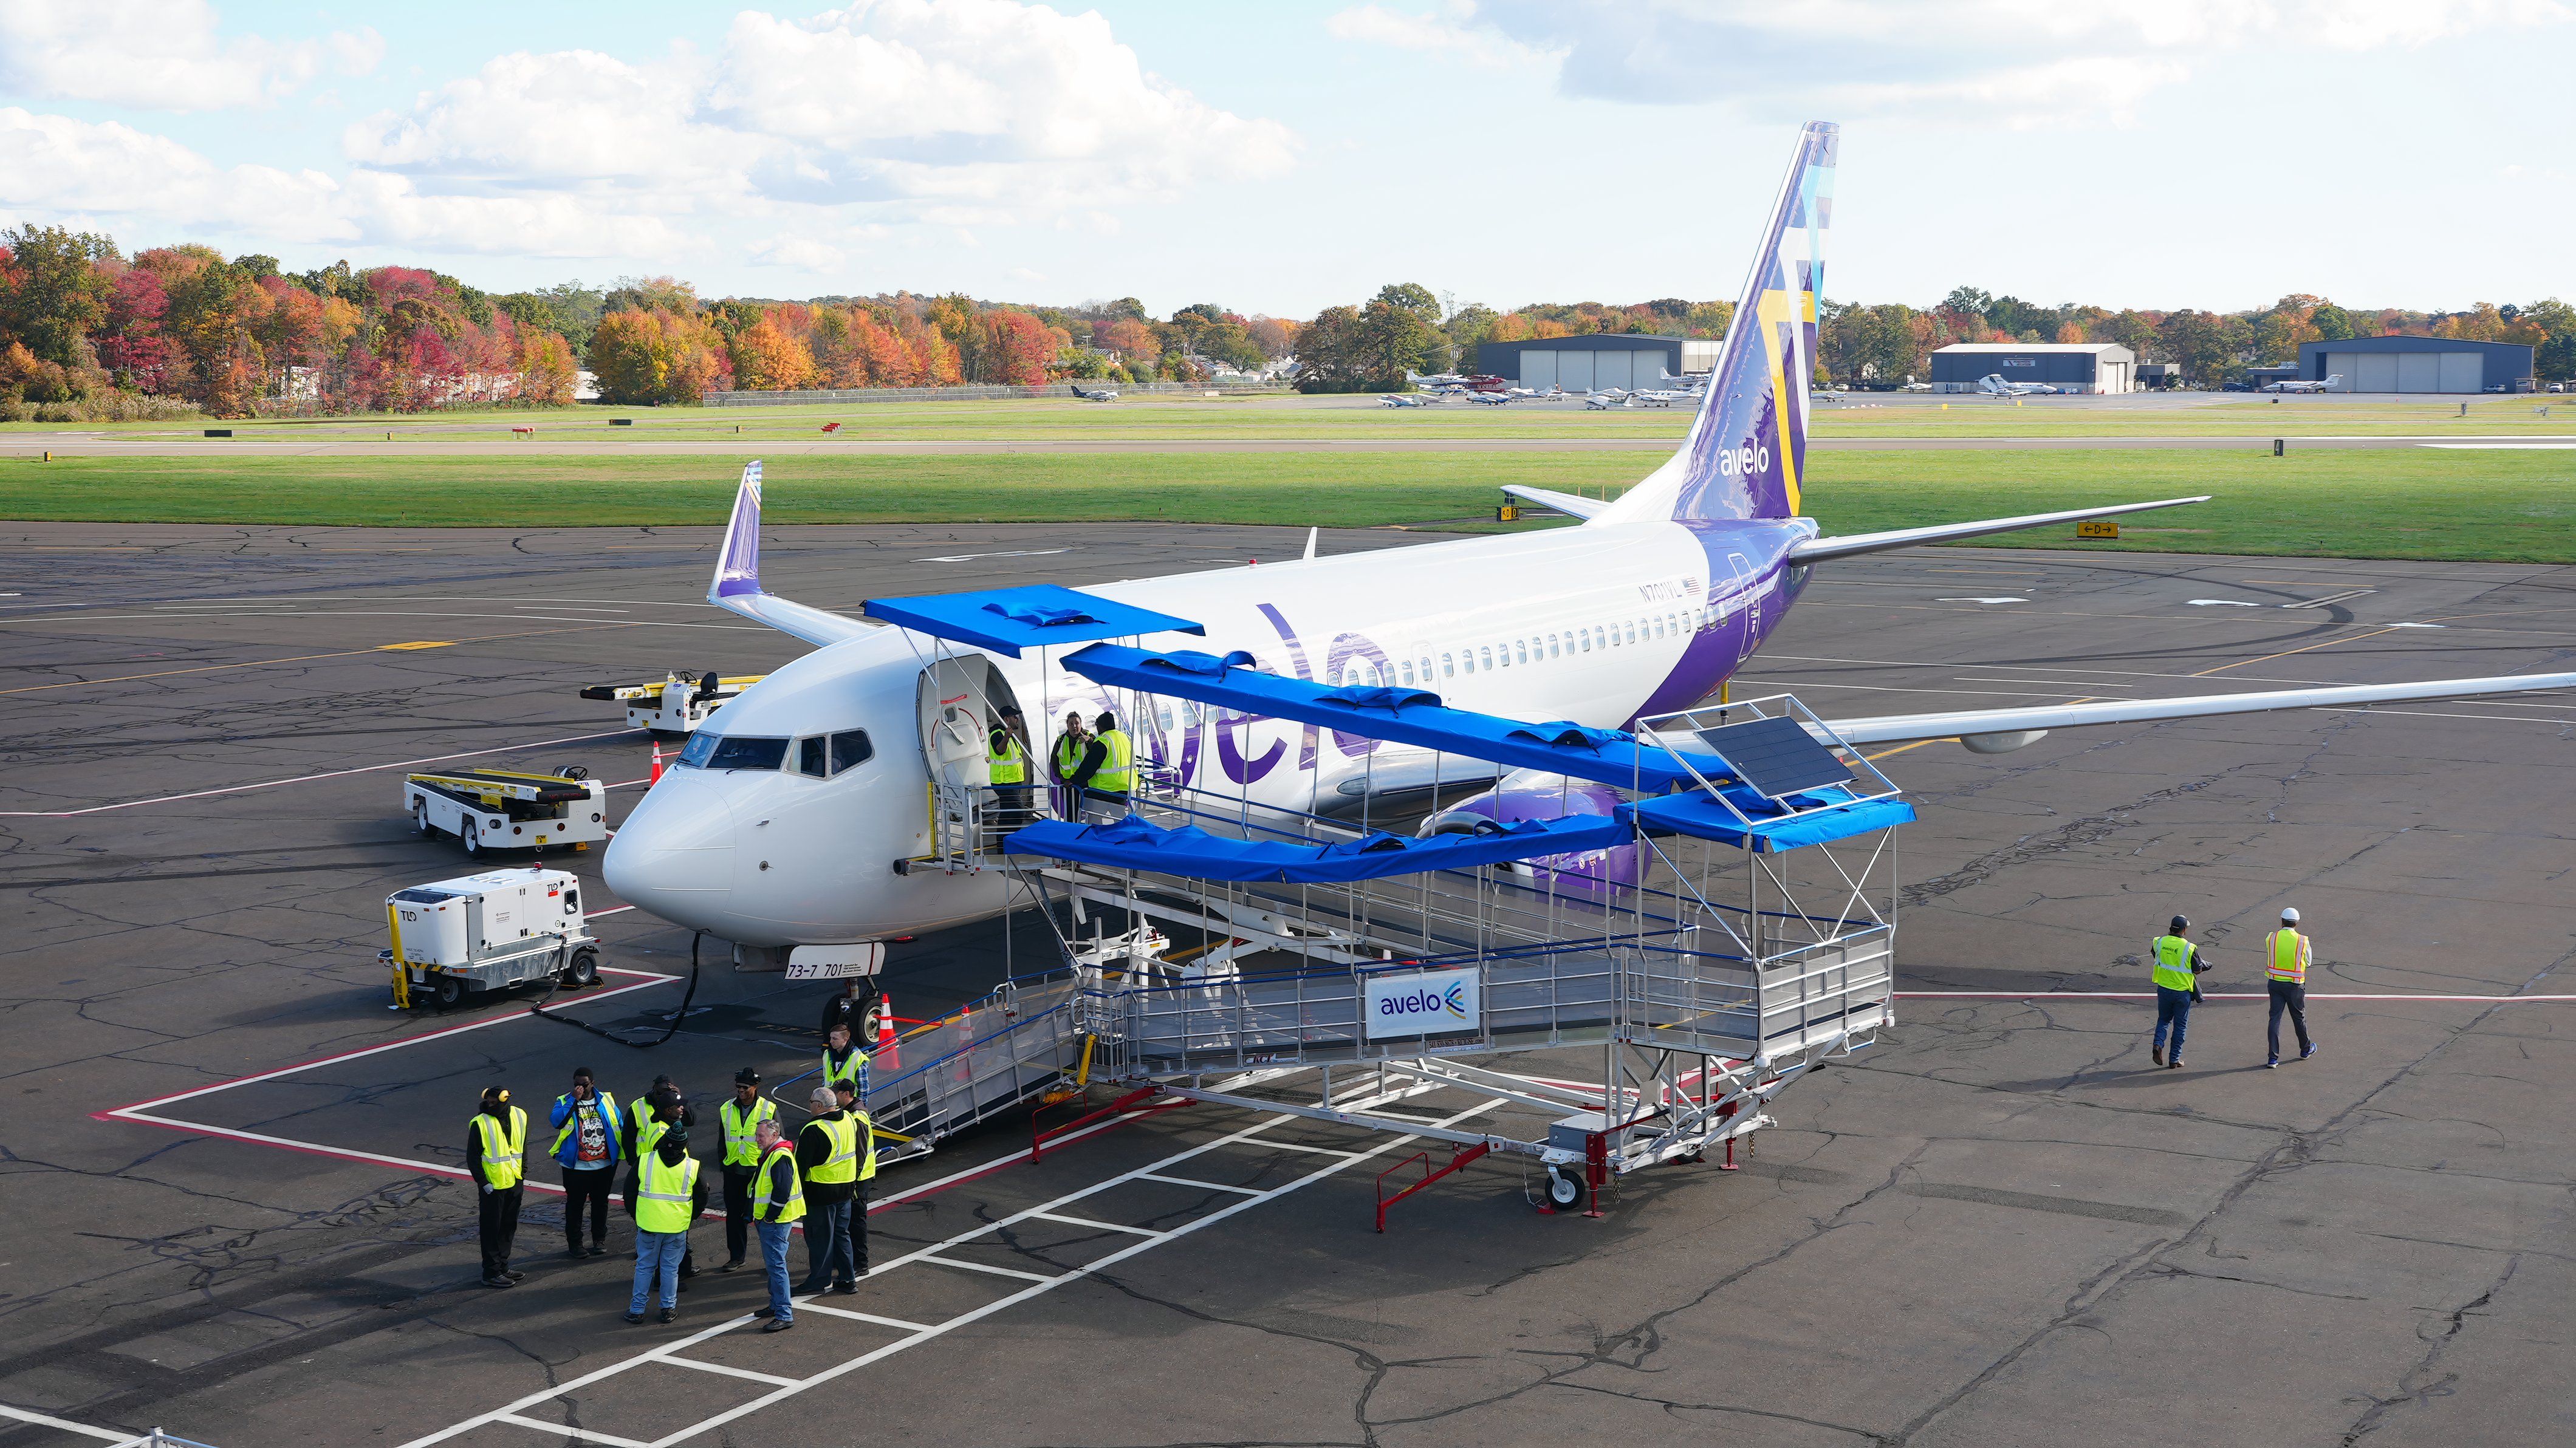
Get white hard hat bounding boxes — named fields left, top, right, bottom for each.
left=2281, top=907, right=2300, bottom=923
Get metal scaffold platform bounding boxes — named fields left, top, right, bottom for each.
left=843, top=587, right=1910, bottom=1219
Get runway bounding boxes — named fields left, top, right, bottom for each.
left=4, top=521, right=2572, bottom=1446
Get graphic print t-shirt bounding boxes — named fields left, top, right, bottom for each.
left=572, top=1101, right=611, bottom=1167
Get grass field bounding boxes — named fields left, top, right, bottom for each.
left=5, top=446, right=2571, bottom=564
left=7, top=391, right=2576, bottom=442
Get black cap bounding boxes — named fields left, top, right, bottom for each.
left=999, top=705, right=1023, bottom=718
left=2170, top=915, right=2190, bottom=933
left=735, top=1067, right=761, bottom=1086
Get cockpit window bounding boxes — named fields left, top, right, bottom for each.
left=829, top=729, right=873, bottom=775
left=795, top=736, right=828, bottom=778
left=677, top=732, right=788, bottom=771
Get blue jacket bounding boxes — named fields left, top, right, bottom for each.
left=549, top=1088, right=622, bottom=1169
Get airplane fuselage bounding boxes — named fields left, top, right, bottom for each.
left=606, top=516, right=1815, bottom=946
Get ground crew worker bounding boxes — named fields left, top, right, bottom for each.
left=2149, top=915, right=2211, bottom=1070
left=2264, top=907, right=2318, bottom=1068
left=1071, top=708, right=1132, bottom=818
left=622, top=1127, right=706, bottom=1325
left=623, top=1073, right=683, bottom=1160
left=716, top=1067, right=774, bottom=1272
left=1051, top=709, right=1092, bottom=819
left=639, top=1088, right=701, bottom=1286
left=821, top=1022, right=869, bottom=1107
left=988, top=703, right=1032, bottom=841
left=467, top=1086, right=528, bottom=1289
left=834, top=1079, right=877, bottom=1277
left=796, top=1085, right=861, bottom=1294
left=748, top=1118, right=802, bottom=1332
left=549, top=1067, right=619, bottom=1258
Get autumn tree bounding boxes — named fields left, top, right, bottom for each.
left=730, top=315, right=816, bottom=391
left=1, top=225, right=116, bottom=368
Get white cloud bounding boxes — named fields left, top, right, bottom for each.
left=1325, top=1, right=1559, bottom=69
left=0, top=0, right=379, bottom=111
left=748, top=236, right=844, bottom=269
left=1352, top=0, right=2569, bottom=124
left=344, top=49, right=739, bottom=186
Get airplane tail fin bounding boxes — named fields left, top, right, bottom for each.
left=1593, top=121, right=1837, bottom=526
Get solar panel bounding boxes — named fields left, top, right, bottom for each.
left=1693, top=715, right=1852, bottom=799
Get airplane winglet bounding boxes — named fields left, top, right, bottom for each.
left=701, top=460, right=871, bottom=649
left=711, top=461, right=764, bottom=600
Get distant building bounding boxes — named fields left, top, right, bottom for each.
left=1475, top=333, right=1721, bottom=391
left=2136, top=363, right=2182, bottom=390
left=2297, top=336, right=2532, bottom=393
left=1928, top=343, right=2136, bottom=394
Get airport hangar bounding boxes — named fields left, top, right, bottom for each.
left=1928, top=341, right=2137, bottom=394
left=1475, top=332, right=1721, bottom=391
left=2297, top=335, right=2534, bottom=392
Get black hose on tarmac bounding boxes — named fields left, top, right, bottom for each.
left=528, top=931, right=701, bottom=1049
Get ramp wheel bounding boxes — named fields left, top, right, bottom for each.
left=433, top=975, right=467, bottom=1009
left=561, top=946, right=601, bottom=988
left=412, top=801, right=433, bottom=837
left=1544, top=1168, right=1587, bottom=1212
left=462, top=821, right=482, bottom=855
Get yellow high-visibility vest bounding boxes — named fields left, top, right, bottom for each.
left=550, top=1089, right=618, bottom=1159
left=753, top=1144, right=806, bottom=1223
left=2267, top=929, right=2311, bottom=984
left=719, top=1096, right=775, bottom=1167
left=635, top=1150, right=701, bottom=1234
left=821, top=1046, right=868, bottom=1095
left=988, top=731, right=1027, bottom=785
left=1094, top=728, right=1133, bottom=792
left=2150, top=935, right=2198, bottom=992
left=807, top=1113, right=860, bottom=1185
left=1053, top=733, right=1086, bottom=779
left=854, top=1108, right=877, bottom=1183
left=474, top=1106, right=527, bottom=1191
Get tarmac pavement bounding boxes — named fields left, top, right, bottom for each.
left=2, top=522, right=2571, bottom=1446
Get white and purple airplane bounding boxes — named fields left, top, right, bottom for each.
left=606, top=121, right=2575, bottom=955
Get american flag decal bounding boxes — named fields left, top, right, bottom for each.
left=1684, top=578, right=1702, bottom=595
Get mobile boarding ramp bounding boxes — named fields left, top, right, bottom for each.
left=998, top=644, right=1908, bottom=1215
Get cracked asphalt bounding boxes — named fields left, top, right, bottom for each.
left=2, top=521, right=2571, bottom=1446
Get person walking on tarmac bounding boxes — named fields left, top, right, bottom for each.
left=796, top=1085, right=860, bottom=1294
left=988, top=703, right=1032, bottom=840
left=748, top=1118, right=803, bottom=1332
left=821, top=1021, right=869, bottom=1107
left=622, top=1126, right=707, bottom=1325
left=831, top=1078, right=877, bottom=1277
left=1068, top=708, right=1132, bottom=819
left=467, top=1087, right=529, bottom=1288
left=2264, top=907, right=2319, bottom=1068
left=1050, top=709, right=1091, bottom=819
left=715, top=1068, right=775, bottom=1272
left=548, top=1067, right=619, bottom=1259
left=2149, top=915, right=2213, bottom=1069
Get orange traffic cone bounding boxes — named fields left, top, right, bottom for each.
left=649, top=743, right=665, bottom=784
left=876, top=994, right=897, bottom=1051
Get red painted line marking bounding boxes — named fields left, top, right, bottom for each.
left=1900, top=991, right=2576, bottom=1002
left=1, top=728, right=644, bottom=817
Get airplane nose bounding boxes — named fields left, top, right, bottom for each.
left=603, top=772, right=736, bottom=920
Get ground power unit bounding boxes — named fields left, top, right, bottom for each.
left=383, top=866, right=601, bottom=1008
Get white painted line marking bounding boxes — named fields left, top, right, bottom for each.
left=1256, top=1141, right=1368, bottom=1158
left=2187, top=599, right=2264, bottom=607
left=662, top=1357, right=800, bottom=1388
left=1937, top=597, right=2027, bottom=604
left=2283, top=588, right=2376, bottom=610
left=1028, top=1211, right=1166, bottom=1238
left=1899, top=991, right=2576, bottom=1002
left=1134, top=1172, right=1263, bottom=1195
left=1, top=727, right=643, bottom=817
left=917, top=549, right=1071, bottom=562
left=914, top=1255, right=1058, bottom=1283
left=0, top=1401, right=137, bottom=1442
left=791, top=1303, right=931, bottom=1332
left=494, top=1413, right=651, bottom=1447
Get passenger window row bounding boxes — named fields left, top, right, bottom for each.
left=1382, top=607, right=1714, bottom=686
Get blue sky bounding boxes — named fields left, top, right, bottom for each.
left=2, top=1, right=2568, bottom=318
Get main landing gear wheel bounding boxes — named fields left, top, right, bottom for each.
left=561, top=945, right=601, bottom=988
left=462, top=821, right=482, bottom=856
left=433, top=975, right=467, bottom=1009
left=1544, top=1168, right=1588, bottom=1212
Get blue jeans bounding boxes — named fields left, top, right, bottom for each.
left=755, top=1220, right=796, bottom=1322
left=801, top=1197, right=854, bottom=1289
left=630, top=1230, right=686, bottom=1313
left=2153, top=985, right=2194, bottom=1056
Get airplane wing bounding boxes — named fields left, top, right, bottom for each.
left=707, top=462, right=875, bottom=648
left=1501, top=484, right=1610, bottom=521
left=1809, top=671, right=2576, bottom=751
left=1786, top=496, right=2209, bottom=564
